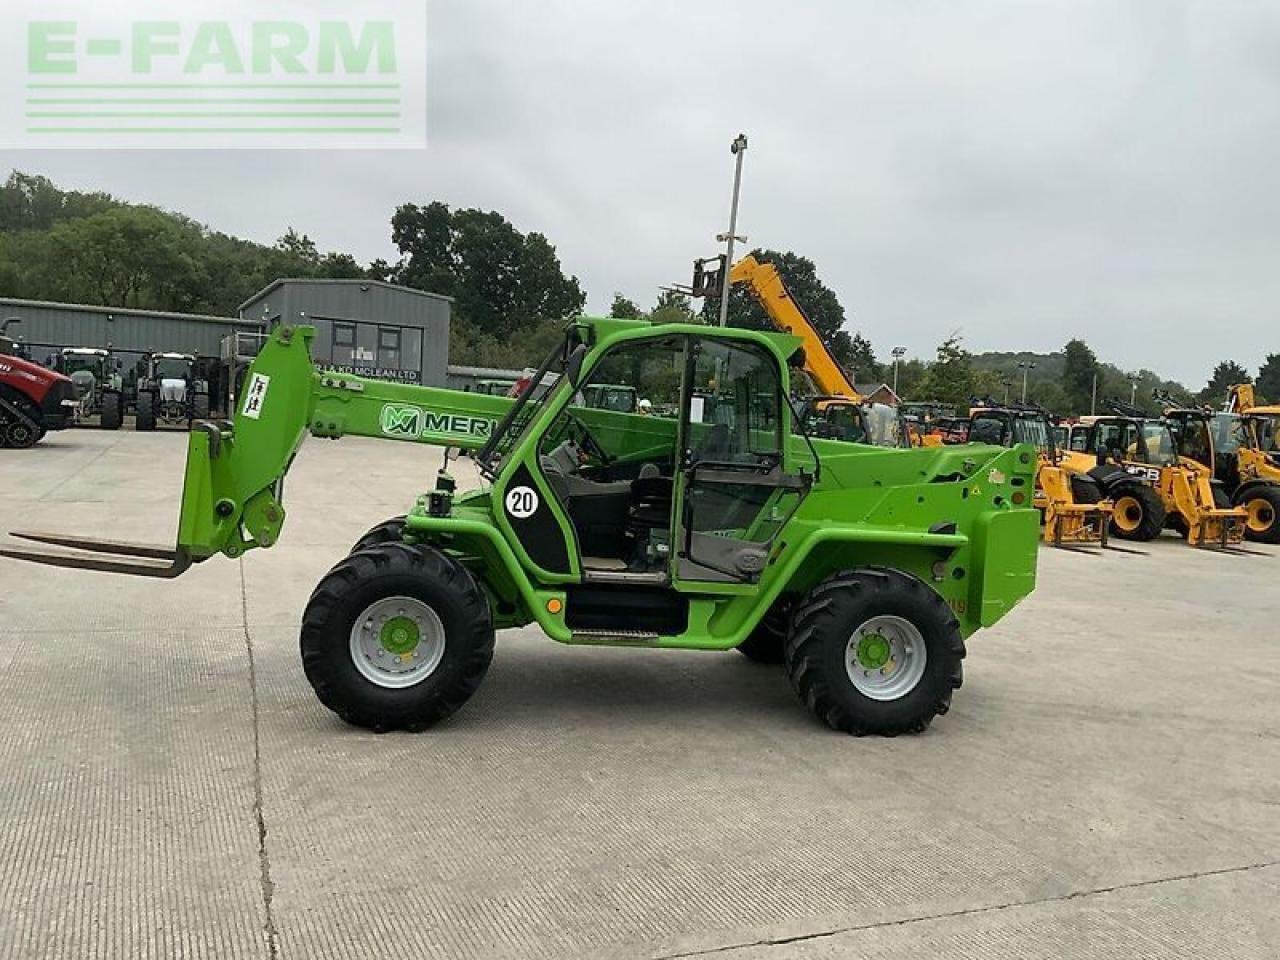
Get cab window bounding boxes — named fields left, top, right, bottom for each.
left=686, top=339, right=783, bottom=465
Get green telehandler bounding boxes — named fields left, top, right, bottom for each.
left=2, top=318, right=1040, bottom=735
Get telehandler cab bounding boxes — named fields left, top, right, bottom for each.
left=2, top=318, right=1040, bottom=736
left=691, top=255, right=910, bottom=449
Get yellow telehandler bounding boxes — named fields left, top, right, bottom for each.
left=1061, top=401, right=1246, bottom=547
left=1161, top=386, right=1280, bottom=543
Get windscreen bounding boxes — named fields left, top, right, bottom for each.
left=1142, top=422, right=1179, bottom=465
left=1011, top=416, right=1051, bottom=451
left=476, top=337, right=573, bottom=477
left=154, top=357, right=190, bottom=379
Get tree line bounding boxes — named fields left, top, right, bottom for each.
left=1, top=170, right=1272, bottom=407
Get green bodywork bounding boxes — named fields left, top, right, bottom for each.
left=173, top=319, right=1039, bottom=651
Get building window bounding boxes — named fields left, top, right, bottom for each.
left=378, top=327, right=401, bottom=368
left=332, top=322, right=357, bottom=365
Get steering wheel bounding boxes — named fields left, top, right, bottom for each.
left=567, top=414, right=611, bottom=466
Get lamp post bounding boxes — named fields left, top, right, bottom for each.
left=716, top=134, right=749, bottom=327
left=1129, top=375, right=1140, bottom=405
left=891, top=346, right=907, bottom=396
left=1017, top=361, right=1036, bottom=403
left=1001, top=378, right=1013, bottom=405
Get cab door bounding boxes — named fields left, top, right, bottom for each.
left=674, top=337, right=810, bottom=585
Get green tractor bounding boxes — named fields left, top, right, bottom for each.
left=3, top=318, right=1040, bottom=736
left=48, top=347, right=124, bottom=430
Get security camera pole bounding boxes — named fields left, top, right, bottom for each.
left=1018, top=361, right=1036, bottom=403
left=891, top=346, right=907, bottom=395
left=717, top=134, right=749, bottom=327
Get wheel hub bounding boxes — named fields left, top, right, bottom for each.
left=349, top=595, right=446, bottom=689
left=855, top=633, right=891, bottom=670
left=845, top=615, right=928, bottom=701
left=379, top=616, right=420, bottom=655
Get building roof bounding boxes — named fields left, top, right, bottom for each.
left=855, top=381, right=900, bottom=402
left=0, top=296, right=251, bottom=326
left=238, top=278, right=453, bottom=313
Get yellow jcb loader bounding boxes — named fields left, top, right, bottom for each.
left=1161, top=387, right=1280, bottom=544
left=1061, top=401, right=1246, bottom=547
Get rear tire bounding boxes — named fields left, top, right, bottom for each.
left=191, top=391, right=210, bottom=422
left=785, top=568, right=964, bottom=736
left=1236, top=486, right=1280, bottom=544
left=100, top=392, right=122, bottom=430
left=135, top=391, right=156, bottom=431
left=736, top=597, right=792, bottom=664
left=351, top=515, right=408, bottom=554
left=1108, top=484, right=1165, bottom=541
left=300, top=543, right=494, bottom=732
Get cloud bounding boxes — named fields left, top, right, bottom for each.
left=6, top=0, right=1279, bottom=385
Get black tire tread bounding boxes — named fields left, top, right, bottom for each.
left=300, top=542, right=494, bottom=732
left=1237, top=485, right=1280, bottom=544
left=1110, top=484, right=1165, bottom=541
left=351, top=515, right=408, bottom=554
left=736, top=596, right=792, bottom=664
left=784, top=567, right=965, bottom=736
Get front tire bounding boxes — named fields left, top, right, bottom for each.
left=1108, top=484, right=1165, bottom=541
left=301, top=542, right=494, bottom=732
left=135, top=391, right=156, bottom=431
left=100, top=392, right=123, bottom=430
left=785, top=568, right=964, bottom=736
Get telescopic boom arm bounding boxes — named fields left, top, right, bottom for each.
left=1, top=326, right=513, bottom=576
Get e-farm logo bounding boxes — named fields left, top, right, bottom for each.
left=4, top=2, right=426, bottom=149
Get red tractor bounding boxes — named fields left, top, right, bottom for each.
left=0, top=320, right=76, bottom=449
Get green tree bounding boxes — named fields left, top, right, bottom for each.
left=609, top=293, right=641, bottom=318
left=1255, top=353, right=1280, bottom=404
left=390, top=202, right=584, bottom=337
left=1061, top=339, right=1099, bottom=415
left=846, top=332, right=880, bottom=383
left=649, top=289, right=698, bottom=325
left=46, top=207, right=203, bottom=309
left=1199, top=360, right=1251, bottom=405
left=913, top=334, right=975, bottom=406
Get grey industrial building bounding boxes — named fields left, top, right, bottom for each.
left=239, top=279, right=451, bottom=387
left=1, top=280, right=453, bottom=412
left=0, top=297, right=253, bottom=369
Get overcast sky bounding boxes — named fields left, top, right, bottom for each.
left=6, top=0, right=1279, bottom=386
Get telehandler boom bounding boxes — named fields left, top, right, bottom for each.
left=3, top=317, right=1039, bottom=735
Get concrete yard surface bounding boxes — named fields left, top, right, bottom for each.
left=1, top=429, right=1278, bottom=959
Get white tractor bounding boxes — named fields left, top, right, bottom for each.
left=135, top=352, right=210, bottom=430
